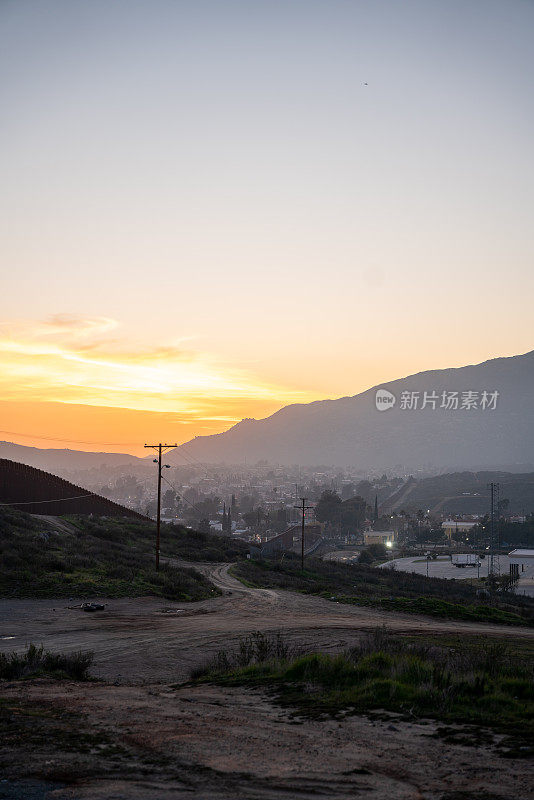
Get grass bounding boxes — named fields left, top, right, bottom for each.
left=61, top=515, right=249, bottom=563
left=190, top=628, right=534, bottom=754
left=190, top=631, right=300, bottom=679
left=0, top=507, right=225, bottom=600
left=231, top=554, right=534, bottom=627
left=333, top=594, right=531, bottom=626
left=0, top=644, right=93, bottom=680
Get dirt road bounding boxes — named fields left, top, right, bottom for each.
left=1, top=562, right=533, bottom=684
left=1, top=563, right=534, bottom=799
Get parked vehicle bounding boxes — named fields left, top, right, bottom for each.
left=452, top=553, right=479, bottom=568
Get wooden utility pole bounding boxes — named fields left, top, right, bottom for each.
left=294, top=497, right=313, bottom=570
left=488, top=481, right=500, bottom=580
left=144, top=443, right=177, bottom=570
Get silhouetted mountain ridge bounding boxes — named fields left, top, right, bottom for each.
left=170, top=350, right=534, bottom=470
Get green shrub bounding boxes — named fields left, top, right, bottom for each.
left=0, top=644, right=93, bottom=680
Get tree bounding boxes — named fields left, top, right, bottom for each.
left=243, top=507, right=266, bottom=532
left=366, top=542, right=387, bottom=560
left=274, top=507, right=289, bottom=532
left=341, top=482, right=356, bottom=501
left=314, top=490, right=342, bottom=524
left=358, top=549, right=374, bottom=565
left=198, top=518, right=211, bottom=534
left=239, top=493, right=258, bottom=513
left=163, top=489, right=176, bottom=509
left=338, top=496, right=368, bottom=534
left=355, top=480, right=374, bottom=504
left=114, top=475, right=143, bottom=501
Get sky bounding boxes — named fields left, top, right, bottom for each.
left=1, top=0, right=533, bottom=455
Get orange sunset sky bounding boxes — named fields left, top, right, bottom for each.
left=1, top=1, right=533, bottom=456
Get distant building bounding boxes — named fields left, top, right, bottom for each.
left=363, top=530, right=395, bottom=547
left=508, top=549, right=534, bottom=574
left=442, top=520, right=478, bottom=540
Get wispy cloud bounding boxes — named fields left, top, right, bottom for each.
left=0, top=315, right=317, bottom=420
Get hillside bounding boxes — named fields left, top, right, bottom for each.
left=0, top=509, right=248, bottom=599
left=397, top=471, right=534, bottom=515
left=0, top=508, right=218, bottom=600
left=169, top=350, right=534, bottom=470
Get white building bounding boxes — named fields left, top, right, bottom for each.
left=508, top=549, right=534, bottom=575
left=363, top=530, right=395, bottom=548
left=508, top=549, right=534, bottom=597
left=442, top=520, right=478, bottom=540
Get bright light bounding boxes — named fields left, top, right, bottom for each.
left=386, top=541, right=393, bottom=548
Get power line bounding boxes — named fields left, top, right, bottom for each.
left=160, top=473, right=210, bottom=519
left=171, top=442, right=213, bottom=478
left=0, top=493, right=94, bottom=506
left=0, top=430, right=142, bottom=447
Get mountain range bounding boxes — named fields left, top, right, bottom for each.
left=167, top=350, right=534, bottom=471
left=2, top=350, right=533, bottom=473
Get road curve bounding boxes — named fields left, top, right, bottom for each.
left=2, top=559, right=534, bottom=684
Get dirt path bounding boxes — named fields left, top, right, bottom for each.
left=2, top=562, right=534, bottom=684
left=2, top=563, right=534, bottom=799
left=31, top=515, right=79, bottom=536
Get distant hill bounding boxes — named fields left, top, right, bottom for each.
left=382, top=471, right=534, bottom=515
left=0, top=441, right=142, bottom=474
left=168, top=350, right=534, bottom=470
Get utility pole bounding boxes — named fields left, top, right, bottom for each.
left=294, top=497, right=313, bottom=570
left=144, top=443, right=177, bottom=570
left=488, top=481, right=500, bottom=579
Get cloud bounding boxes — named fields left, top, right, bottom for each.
left=0, top=314, right=119, bottom=342
left=43, top=314, right=119, bottom=337
left=0, top=314, right=318, bottom=419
